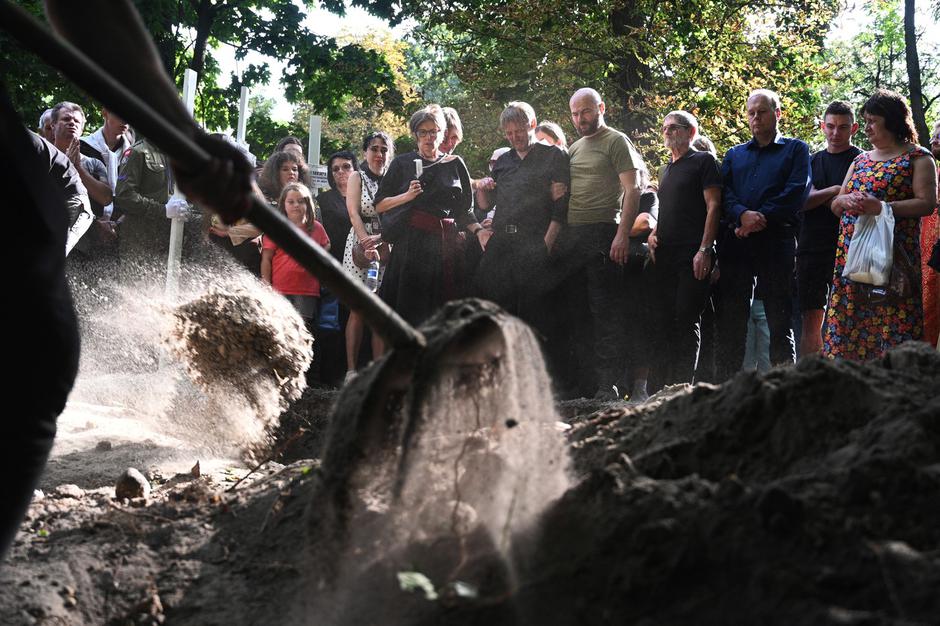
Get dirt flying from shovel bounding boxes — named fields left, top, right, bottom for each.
left=167, top=284, right=312, bottom=413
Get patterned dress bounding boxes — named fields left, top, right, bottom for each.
left=920, top=165, right=939, bottom=346
left=342, top=171, right=386, bottom=286
left=823, top=146, right=930, bottom=361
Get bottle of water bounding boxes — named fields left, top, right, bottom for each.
left=365, top=259, right=380, bottom=292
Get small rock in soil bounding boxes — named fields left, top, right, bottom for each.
left=53, top=484, right=84, bottom=499
left=95, top=440, right=113, bottom=451
left=115, top=468, right=151, bottom=499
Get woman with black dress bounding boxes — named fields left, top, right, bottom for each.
left=317, top=150, right=358, bottom=265
left=316, top=150, right=358, bottom=385
left=374, top=105, right=486, bottom=325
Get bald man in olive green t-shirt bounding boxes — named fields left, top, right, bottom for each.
left=559, top=88, right=646, bottom=400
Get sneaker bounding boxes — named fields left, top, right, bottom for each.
left=343, top=370, right=357, bottom=384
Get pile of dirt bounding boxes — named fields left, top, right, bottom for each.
left=167, top=285, right=312, bottom=413
left=2, top=341, right=938, bottom=625
left=523, top=342, right=940, bottom=625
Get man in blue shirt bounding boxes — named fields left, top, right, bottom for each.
left=715, top=89, right=811, bottom=380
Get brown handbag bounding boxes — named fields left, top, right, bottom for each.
left=856, top=240, right=915, bottom=306
left=352, top=238, right=390, bottom=269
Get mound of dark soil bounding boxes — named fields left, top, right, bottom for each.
left=3, top=343, right=938, bottom=625
left=520, top=342, right=940, bottom=625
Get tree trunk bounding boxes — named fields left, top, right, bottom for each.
left=188, top=0, right=215, bottom=87
left=904, top=0, right=930, bottom=145
left=608, top=7, right=654, bottom=139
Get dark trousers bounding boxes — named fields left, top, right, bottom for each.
left=1, top=414, right=57, bottom=561
left=716, top=233, right=796, bottom=381
left=284, top=294, right=321, bottom=386
left=649, top=245, right=712, bottom=385
left=2, top=289, right=80, bottom=561
left=621, top=252, right=652, bottom=386
left=557, top=223, right=626, bottom=391
left=475, top=233, right=551, bottom=331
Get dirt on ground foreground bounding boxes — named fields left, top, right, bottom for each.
left=2, top=342, right=939, bottom=626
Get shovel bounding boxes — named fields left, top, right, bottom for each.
left=0, top=0, right=423, bottom=352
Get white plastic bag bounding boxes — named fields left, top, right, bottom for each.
left=842, top=202, right=895, bottom=286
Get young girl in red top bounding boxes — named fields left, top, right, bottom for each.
left=262, top=182, right=330, bottom=381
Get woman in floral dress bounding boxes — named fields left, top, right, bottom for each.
left=823, top=90, right=938, bottom=361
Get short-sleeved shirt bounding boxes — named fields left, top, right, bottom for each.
left=262, top=221, right=330, bottom=296
left=656, top=149, right=722, bottom=248
left=567, top=125, right=643, bottom=225
left=797, top=146, right=861, bottom=256
left=490, top=142, right=569, bottom=235
left=80, top=154, right=109, bottom=217
left=82, top=127, right=133, bottom=218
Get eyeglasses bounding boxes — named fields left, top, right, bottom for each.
left=331, top=163, right=353, bottom=173
left=416, top=128, right=441, bottom=138
left=662, top=124, right=689, bottom=133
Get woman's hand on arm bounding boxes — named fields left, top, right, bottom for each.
left=375, top=180, right=422, bottom=213
left=346, top=172, right=371, bottom=242
left=260, top=248, right=274, bottom=285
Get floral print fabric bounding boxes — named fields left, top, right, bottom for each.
left=823, top=146, right=929, bottom=360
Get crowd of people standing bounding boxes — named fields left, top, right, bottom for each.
left=44, top=86, right=940, bottom=400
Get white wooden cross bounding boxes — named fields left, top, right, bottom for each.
left=308, top=114, right=328, bottom=191
left=164, top=68, right=197, bottom=298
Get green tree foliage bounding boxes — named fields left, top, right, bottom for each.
left=245, top=95, right=305, bottom=164
left=396, top=0, right=842, bottom=171
left=822, top=0, right=939, bottom=146
left=0, top=0, right=102, bottom=128
left=135, top=0, right=404, bottom=131
left=1, top=0, right=404, bottom=138
left=292, top=31, right=418, bottom=163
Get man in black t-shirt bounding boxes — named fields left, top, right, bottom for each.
left=474, top=101, right=569, bottom=334
left=797, top=101, right=860, bottom=356
left=647, top=110, right=722, bottom=385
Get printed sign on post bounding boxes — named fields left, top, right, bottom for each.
left=311, top=164, right=329, bottom=190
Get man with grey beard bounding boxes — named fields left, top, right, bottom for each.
left=647, top=110, right=722, bottom=385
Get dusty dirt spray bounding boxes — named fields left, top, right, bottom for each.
left=303, top=300, right=571, bottom=624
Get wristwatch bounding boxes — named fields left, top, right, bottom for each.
left=698, top=246, right=712, bottom=254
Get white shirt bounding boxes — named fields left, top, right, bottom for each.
left=82, top=127, right=133, bottom=218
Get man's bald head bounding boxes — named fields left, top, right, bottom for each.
left=570, top=88, right=602, bottom=108
left=746, top=88, right=782, bottom=145
left=747, top=89, right=781, bottom=112
left=570, top=88, right=606, bottom=137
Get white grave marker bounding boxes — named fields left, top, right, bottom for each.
left=165, top=68, right=197, bottom=298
